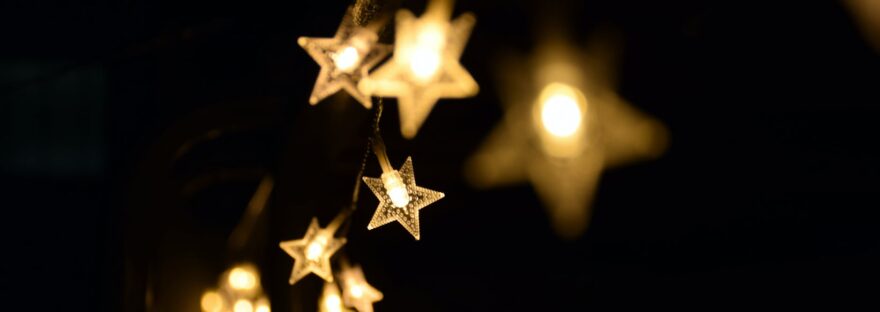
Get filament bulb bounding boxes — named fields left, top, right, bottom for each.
left=334, top=46, right=361, bottom=73
left=305, top=236, right=328, bottom=261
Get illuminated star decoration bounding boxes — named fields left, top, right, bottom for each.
left=299, top=6, right=392, bottom=108
left=339, top=263, right=383, bottom=312
left=319, top=281, right=352, bottom=312
left=466, top=38, right=669, bottom=239
left=358, top=0, right=479, bottom=138
left=363, top=157, right=445, bottom=240
left=279, top=217, right=346, bottom=284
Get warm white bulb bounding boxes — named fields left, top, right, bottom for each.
left=200, top=291, right=224, bottom=312
left=381, top=171, right=410, bottom=208
left=255, top=304, right=270, bottom=312
left=306, top=236, right=328, bottom=261
left=408, top=23, right=445, bottom=82
left=228, top=266, right=257, bottom=291
left=349, top=284, right=364, bottom=298
left=541, top=93, right=582, bottom=137
left=334, top=46, right=361, bottom=73
left=323, top=294, right=342, bottom=312
left=233, top=299, right=254, bottom=312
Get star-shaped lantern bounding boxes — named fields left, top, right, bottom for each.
left=319, top=281, right=352, bottom=312
left=279, top=217, right=346, bottom=284
left=466, top=37, right=669, bottom=238
left=299, top=6, right=392, bottom=108
left=363, top=157, right=444, bottom=240
left=358, top=0, right=479, bottom=138
left=339, top=263, right=383, bottom=312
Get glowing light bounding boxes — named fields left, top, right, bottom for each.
left=408, top=24, right=445, bottom=81
left=363, top=157, right=444, bottom=240
left=228, top=266, right=258, bottom=291
left=357, top=0, right=478, bottom=138
left=233, top=299, right=253, bottom=312
left=306, top=236, right=328, bottom=261
left=299, top=7, right=393, bottom=108
left=539, top=84, right=583, bottom=137
left=320, top=282, right=346, bottom=312
left=339, top=263, right=383, bottom=312
left=333, top=46, right=361, bottom=73
left=200, top=291, right=224, bottom=312
left=381, top=171, right=410, bottom=208
left=255, top=297, right=270, bottom=312
left=280, top=218, right=346, bottom=284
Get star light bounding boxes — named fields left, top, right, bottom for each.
left=299, top=6, right=392, bottom=108
left=358, top=0, right=479, bottom=138
left=338, top=263, right=383, bottom=312
left=279, top=218, right=346, bottom=284
left=363, top=157, right=444, bottom=240
left=319, top=281, right=352, bottom=312
left=466, top=37, right=669, bottom=238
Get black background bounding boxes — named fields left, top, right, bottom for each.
left=2, top=0, right=879, bottom=310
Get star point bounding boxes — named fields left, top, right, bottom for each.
left=363, top=157, right=444, bottom=240
left=299, top=7, right=392, bottom=108
left=279, top=217, right=346, bottom=284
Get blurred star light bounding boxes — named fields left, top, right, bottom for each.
left=339, top=263, right=383, bottom=312
left=358, top=0, right=479, bottom=138
left=466, top=37, right=668, bottom=238
left=299, top=6, right=393, bottom=108
left=279, top=218, right=346, bottom=284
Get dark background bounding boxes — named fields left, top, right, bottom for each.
left=2, top=0, right=879, bottom=310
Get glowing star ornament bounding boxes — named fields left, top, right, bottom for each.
left=319, top=281, right=352, bottom=312
left=466, top=36, right=669, bottom=238
left=299, top=7, right=392, bottom=108
left=363, top=157, right=444, bottom=240
left=338, top=263, right=383, bottom=312
left=358, top=0, right=479, bottom=138
left=279, top=217, right=346, bottom=284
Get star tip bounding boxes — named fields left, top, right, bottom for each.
left=288, top=278, right=297, bottom=285
left=297, top=37, right=308, bottom=46
left=309, top=97, right=319, bottom=105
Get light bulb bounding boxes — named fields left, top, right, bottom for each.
left=323, top=294, right=342, bottom=312
left=306, top=236, right=328, bottom=261
left=333, top=46, right=361, bottom=73
left=408, top=23, right=445, bottom=82
left=539, top=86, right=583, bottom=137
left=228, top=266, right=257, bottom=291
left=200, top=291, right=224, bottom=312
left=349, top=284, right=364, bottom=298
left=255, top=297, right=270, bottom=312
left=381, top=171, right=410, bottom=208
left=233, top=299, right=254, bottom=312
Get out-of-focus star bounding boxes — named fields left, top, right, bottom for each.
left=466, top=37, right=668, bottom=238
left=358, top=0, right=478, bottom=138
left=339, top=263, right=383, bottom=312
left=279, top=217, right=346, bottom=284
left=299, top=6, right=392, bottom=108
left=319, top=281, right=353, bottom=312
left=363, top=157, right=444, bottom=240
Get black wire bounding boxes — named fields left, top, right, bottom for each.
left=337, top=98, right=384, bottom=238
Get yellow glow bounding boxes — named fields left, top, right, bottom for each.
left=228, top=266, right=258, bottom=291
left=381, top=171, right=410, bottom=208
left=349, top=284, right=364, bottom=298
left=200, top=291, right=224, bottom=312
left=233, top=299, right=253, bottom=312
left=538, top=83, right=584, bottom=138
left=306, top=236, right=328, bottom=261
left=255, top=297, right=270, bottom=312
left=334, top=46, right=361, bottom=73
left=541, top=94, right=582, bottom=137
left=408, top=23, right=445, bottom=82
left=322, top=290, right=343, bottom=312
